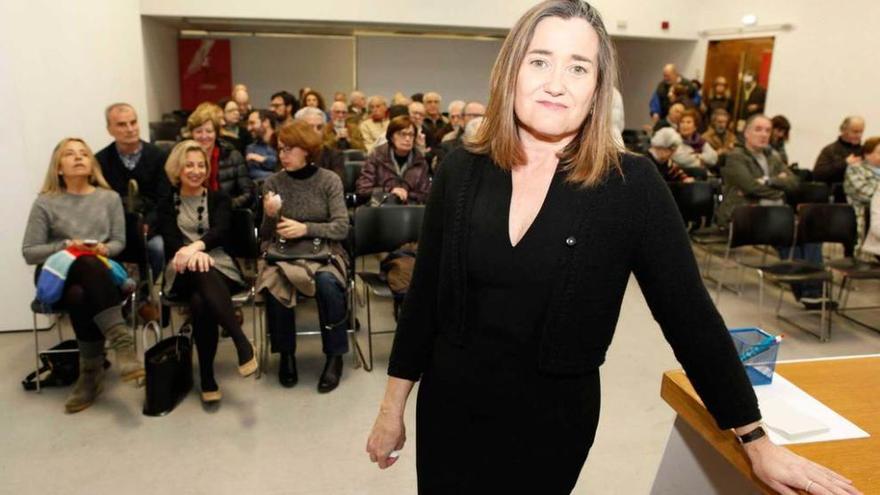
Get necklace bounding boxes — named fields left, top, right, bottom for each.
left=174, top=188, right=207, bottom=235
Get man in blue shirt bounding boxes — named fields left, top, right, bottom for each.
left=245, top=109, right=278, bottom=181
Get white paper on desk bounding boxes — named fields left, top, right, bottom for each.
left=753, top=374, right=870, bottom=445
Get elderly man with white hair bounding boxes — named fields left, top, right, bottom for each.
left=348, top=90, right=367, bottom=121
left=435, top=102, right=486, bottom=167
left=441, top=100, right=466, bottom=142
left=647, top=127, right=693, bottom=183
left=814, top=115, right=866, bottom=202
left=296, top=106, right=346, bottom=182
left=324, top=100, right=365, bottom=151
left=359, top=95, right=389, bottom=153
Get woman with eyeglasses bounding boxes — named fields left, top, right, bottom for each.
left=257, top=120, right=350, bottom=393
left=356, top=115, right=431, bottom=205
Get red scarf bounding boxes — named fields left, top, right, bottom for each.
left=208, top=146, right=220, bottom=191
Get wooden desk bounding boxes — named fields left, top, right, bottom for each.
left=660, top=356, right=879, bottom=494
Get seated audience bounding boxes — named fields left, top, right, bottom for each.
left=348, top=90, right=367, bottom=121
left=270, top=91, right=298, bottom=127
left=356, top=115, right=431, bottom=205
left=245, top=109, right=279, bottom=181
left=702, top=109, right=736, bottom=156
left=297, top=107, right=345, bottom=182
left=408, top=101, right=429, bottom=154
left=653, top=102, right=684, bottom=133
left=716, top=115, right=798, bottom=226
left=359, top=95, right=389, bottom=153
left=158, top=140, right=258, bottom=404
left=860, top=188, right=880, bottom=260
left=441, top=100, right=466, bottom=143
left=649, top=63, right=694, bottom=123
left=844, top=137, right=880, bottom=244
left=324, top=101, right=365, bottom=151
left=672, top=110, right=717, bottom=169
left=716, top=115, right=825, bottom=308
left=814, top=116, right=865, bottom=202
left=218, top=97, right=250, bottom=154
left=647, top=128, right=694, bottom=183
left=257, top=120, right=350, bottom=392
left=95, top=102, right=169, bottom=284
left=770, top=115, right=792, bottom=165
left=422, top=91, right=451, bottom=151
left=302, top=89, right=327, bottom=114
left=22, top=137, right=143, bottom=413
left=701, top=76, right=733, bottom=121
left=232, top=84, right=252, bottom=116
left=187, top=102, right=255, bottom=210
left=436, top=101, right=485, bottom=167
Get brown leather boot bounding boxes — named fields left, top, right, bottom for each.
left=65, top=343, right=106, bottom=414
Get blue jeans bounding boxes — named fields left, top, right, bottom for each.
left=265, top=271, right=349, bottom=356
left=146, top=235, right=165, bottom=280
left=776, top=243, right=823, bottom=299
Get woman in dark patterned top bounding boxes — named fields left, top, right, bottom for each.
left=22, top=137, right=143, bottom=413
left=157, top=140, right=258, bottom=405
left=365, top=2, right=861, bottom=495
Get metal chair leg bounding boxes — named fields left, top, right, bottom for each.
left=364, top=288, right=374, bottom=372
left=33, top=312, right=42, bottom=394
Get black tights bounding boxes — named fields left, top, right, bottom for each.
left=171, top=269, right=252, bottom=391
left=59, top=257, right=122, bottom=342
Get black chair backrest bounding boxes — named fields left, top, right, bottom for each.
left=667, top=181, right=715, bottom=228
left=786, top=181, right=830, bottom=207
left=729, top=205, right=794, bottom=249
left=115, top=212, right=147, bottom=264
left=344, top=162, right=363, bottom=194
left=679, top=166, right=709, bottom=181
left=227, top=209, right=260, bottom=259
left=343, top=149, right=366, bottom=162
left=797, top=204, right=857, bottom=257
left=353, top=206, right=425, bottom=258
left=792, top=168, right=813, bottom=183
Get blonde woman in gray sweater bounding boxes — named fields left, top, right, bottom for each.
left=21, top=138, right=143, bottom=413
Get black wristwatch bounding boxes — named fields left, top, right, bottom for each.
left=737, top=425, right=767, bottom=445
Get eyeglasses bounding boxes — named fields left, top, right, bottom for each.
left=395, top=131, right=416, bottom=139
left=278, top=145, right=297, bottom=154
left=409, top=111, right=425, bottom=117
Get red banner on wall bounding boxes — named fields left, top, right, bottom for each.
left=178, top=39, right=232, bottom=110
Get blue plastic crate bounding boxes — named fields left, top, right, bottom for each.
left=729, top=327, right=780, bottom=386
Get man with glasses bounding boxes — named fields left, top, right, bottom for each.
left=323, top=101, right=365, bottom=151
left=422, top=92, right=451, bottom=151
left=270, top=90, right=298, bottom=126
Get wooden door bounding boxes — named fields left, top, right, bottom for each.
left=703, top=37, right=775, bottom=128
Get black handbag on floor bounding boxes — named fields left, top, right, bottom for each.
left=21, top=339, right=80, bottom=390
left=142, top=322, right=193, bottom=416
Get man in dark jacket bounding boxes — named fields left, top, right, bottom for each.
left=96, top=103, right=170, bottom=281
left=814, top=116, right=865, bottom=202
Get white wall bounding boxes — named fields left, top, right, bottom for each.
left=0, top=0, right=149, bottom=331
left=356, top=36, right=501, bottom=106
left=695, top=0, right=880, bottom=168
left=614, top=39, right=698, bottom=130
left=140, top=0, right=702, bottom=40
left=230, top=36, right=355, bottom=109
left=142, top=17, right=180, bottom=122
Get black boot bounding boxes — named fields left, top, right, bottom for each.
left=317, top=355, right=343, bottom=393
left=278, top=351, right=298, bottom=388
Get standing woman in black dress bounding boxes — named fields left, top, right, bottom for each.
left=366, top=2, right=861, bottom=494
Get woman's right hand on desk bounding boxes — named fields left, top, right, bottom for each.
left=744, top=435, right=861, bottom=494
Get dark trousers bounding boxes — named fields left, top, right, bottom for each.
left=55, top=257, right=123, bottom=342
left=776, top=243, right=824, bottom=299
left=264, top=272, right=349, bottom=356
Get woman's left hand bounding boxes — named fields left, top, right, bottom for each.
left=93, top=243, right=109, bottom=257
left=745, top=437, right=861, bottom=494
left=277, top=216, right=308, bottom=240
left=185, top=252, right=214, bottom=273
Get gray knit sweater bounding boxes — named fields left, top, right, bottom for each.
left=22, top=188, right=126, bottom=265
left=259, top=167, right=349, bottom=245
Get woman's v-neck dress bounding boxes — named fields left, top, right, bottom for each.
left=415, top=164, right=602, bottom=494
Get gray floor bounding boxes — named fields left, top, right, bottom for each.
left=2, top=249, right=880, bottom=494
